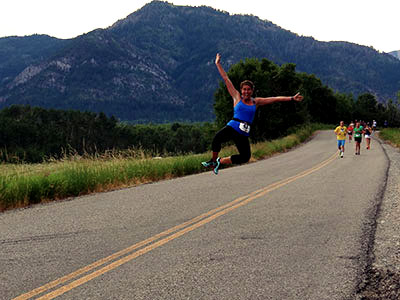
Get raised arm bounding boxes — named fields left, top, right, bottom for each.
left=255, top=92, right=303, bottom=108
left=215, top=53, right=241, bottom=103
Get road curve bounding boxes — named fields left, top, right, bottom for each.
left=0, top=130, right=388, bottom=300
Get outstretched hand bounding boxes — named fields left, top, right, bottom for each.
left=292, top=92, right=304, bottom=102
left=215, top=53, right=221, bottom=65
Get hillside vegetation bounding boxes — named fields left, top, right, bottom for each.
left=1, top=56, right=400, bottom=164
left=0, top=1, right=399, bottom=123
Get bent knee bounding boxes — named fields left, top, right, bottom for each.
left=231, top=153, right=251, bottom=164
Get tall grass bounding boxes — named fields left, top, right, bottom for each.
left=0, top=123, right=326, bottom=211
left=379, top=128, right=400, bottom=148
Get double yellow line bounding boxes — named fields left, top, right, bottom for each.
left=14, top=152, right=337, bottom=300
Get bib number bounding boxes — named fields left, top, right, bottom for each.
left=239, top=122, right=250, bottom=133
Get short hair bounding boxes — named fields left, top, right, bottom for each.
left=240, top=80, right=255, bottom=90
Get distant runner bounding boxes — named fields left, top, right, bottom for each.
left=334, top=121, right=347, bottom=158
left=372, top=120, right=377, bottom=131
left=353, top=121, right=364, bottom=155
left=202, top=53, right=304, bottom=174
left=347, top=121, right=354, bottom=143
left=364, top=123, right=372, bottom=149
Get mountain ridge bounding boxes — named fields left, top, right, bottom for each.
left=0, top=1, right=399, bottom=122
left=389, top=50, right=400, bottom=60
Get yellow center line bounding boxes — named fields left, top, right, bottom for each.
left=14, top=193, right=261, bottom=300
left=14, top=152, right=337, bottom=300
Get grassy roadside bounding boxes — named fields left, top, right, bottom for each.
left=378, top=128, right=400, bottom=148
left=0, top=123, right=330, bottom=211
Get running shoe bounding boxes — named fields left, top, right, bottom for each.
left=213, top=157, right=221, bottom=175
left=201, top=159, right=216, bottom=168
left=341, top=152, right=344, bottom=158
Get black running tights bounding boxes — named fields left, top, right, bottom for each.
left=211, top=126, right=251, bottom=164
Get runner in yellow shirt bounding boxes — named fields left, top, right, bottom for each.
left=334, top=121, right=347, bottom=158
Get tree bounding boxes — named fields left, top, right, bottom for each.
left=335, top=93, right=354, bottom=123
left=384, top=99, right=400, bottom=127
left=355, top=93, right=378, bottom=123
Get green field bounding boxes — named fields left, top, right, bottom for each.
left=0, top=124, right=330, bottom=211
left=379, top=128, right=400, bottom=148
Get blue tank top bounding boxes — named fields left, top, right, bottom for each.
left=227, top=98, right=257, bottom=136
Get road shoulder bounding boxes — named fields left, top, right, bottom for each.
left=358, top=136, right=400, bottom=299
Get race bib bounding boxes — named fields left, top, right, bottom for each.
left=239, top=122, right=250, bottom=133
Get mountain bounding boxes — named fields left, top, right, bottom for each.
left=0, top=35, right=70, bottom=86
left=1, top=1, right=399, bottom=123
left=389, top=50, right=400, bottom=60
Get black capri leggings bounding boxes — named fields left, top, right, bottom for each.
left=212, top=126, right=251, bottom=164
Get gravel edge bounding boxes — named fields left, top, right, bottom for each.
left=357, top=136, right=400, bottom=299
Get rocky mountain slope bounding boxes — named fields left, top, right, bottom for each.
left=1, top=1, right=399, bottom=122
left=389, top=50, right=400, bottom=60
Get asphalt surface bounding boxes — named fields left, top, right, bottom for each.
left=0, top=130, right=390, bottom=300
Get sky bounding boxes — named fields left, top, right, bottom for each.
left=0, top=0, right=399, bottom=53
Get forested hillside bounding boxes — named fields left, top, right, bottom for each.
left=0, top=1, right=399, bottom=123
left=0, top=35, right=70, bottom=82
left=2, top=57, right=399, bottom=163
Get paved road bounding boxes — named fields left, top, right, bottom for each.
left=0, top=131, right=388, bottom=300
